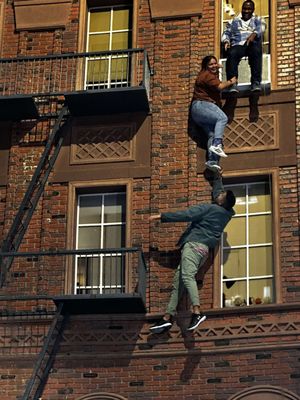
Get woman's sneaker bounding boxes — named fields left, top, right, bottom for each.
left=150, top=318, right=173, bottom=334
left=187, top=313, right=207, bottom=331
left=209, top=144, right=228, bottom=158
left=205, top=161, right=221, bottom=172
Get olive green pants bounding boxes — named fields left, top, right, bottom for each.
left=166, top=241, right=209, bottom=316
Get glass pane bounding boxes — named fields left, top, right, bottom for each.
left=88, top=34, right=110, bottom=52
left=113, top=9, right=130, bottom=30
left=249, top=278, right=274, bottom=304
left=249, top=246, right=273, bottom=277
left=111, top=32, right=129, bottom=50
left=226, top=185, right=246, bottom=214
left=103, top=225, right=125, bottom=248
left=110, top=57, right=128, bottom=82
left=79, top=195, right=101, bottom=224
left=223, top=216, right=246, bottom=246
left=223, top=248, right=246, bottom=278
left=223, top=280, right=247, bottom=307
left=104, top=194, right=126, bottom=223
left=249, top=215, right=272, bottom=244
left=248, top=182, right=271, bottom=213
left=78, top=227, right=101, bottom=249
left=103, top=255, right=125, bottom=289
left=87, top=59, right=109, bottom=83
left=89, top=11, right=110, bottom=33
left=77, top=256, right=101, bottom=287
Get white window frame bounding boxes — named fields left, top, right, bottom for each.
left=75, top=191, right=126, bottom=294
left=85, top=5, right=132, bottom=89
left=220, top=180, right=274, bottom=307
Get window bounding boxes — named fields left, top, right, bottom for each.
left=75, top=190, right=126, bottom=294
left=86, top=5, right=132, bottom=89
left=221, top=179, right=275, bottom=307
left=220, top=0, right=270, bottom=85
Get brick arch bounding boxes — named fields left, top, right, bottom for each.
left=76, top=393, right=127, bottom=400
left=228, top=385, right=300, bottom=400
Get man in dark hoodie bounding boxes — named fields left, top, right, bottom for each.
left=149, top=172, right=235, bottom=333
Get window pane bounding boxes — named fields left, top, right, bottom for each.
left=249, top=246, right=273, bottom=276
left=90, top=11, right=110, bottom=32
left=249, top=215, right=272, bottom=244
left=224, top=216, right=246, bottom=246
left=110, top=57, right=128, bottom=82
left=111, top=32, right=129, bottom=50
left=223, top=280, right=247, bottom=307
left=104, top=225, right=125, bottom=248
left=78, top=227, right=101, bottom=249
left=79, top=196, right=101, bottom=224
left=88, top=34, right=110, bottom=51
left=226, top=185, right=246, bottom=214
left=223, top=248, right=246, bottom=278
left=103, top=255, right=125, bottom=290
left=104, top=194, right=126, bottom=223
left=249, top=278, right=274, bottom=304
left=248, top=183, right=271, bottom=213
left=87, top=59, right=109, bottom=83
left=113, top=9, right=130, bottom=30
left=77, top=256, right=100, bottom=287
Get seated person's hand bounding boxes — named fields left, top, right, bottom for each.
left=224, top=42, right=231, bottom=51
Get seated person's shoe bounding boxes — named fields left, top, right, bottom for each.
left=205, top=161, right=221, bottom=172
left=228, top=83, right=239, bottom=93
left=150, top=317, right=173, bottom=334
left=209, top=144, right=228, bottom=158
left=250, top=83, right=262, bottom=92
left=187, top=313, right=207, bottom=331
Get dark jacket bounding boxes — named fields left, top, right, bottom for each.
left=160, top=177, right=234, bottom=249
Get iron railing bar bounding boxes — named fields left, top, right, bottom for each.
left=0, top=247, right=140, bottom=257
left=0, top=48, right=146, bottom=63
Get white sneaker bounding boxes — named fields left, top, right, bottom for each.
left=209, top=144, right=228, bottom=158
left=205, top=161, right=221, bottom=172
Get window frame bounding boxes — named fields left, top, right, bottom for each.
left=65, top=178, right=132, bottom=295
left=215, top=0, right=278, bottom=89
left=78, top=0, right=137, bottom=54
left=213, top=168, right=281, bottom=308
left=75, top=190, right=127, bottom=294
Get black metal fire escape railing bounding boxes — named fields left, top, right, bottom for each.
left=0, top=48, right=151, bottom=286
left=0, top=48, right=151, bottom=98
left=0, top=247, right=147, bottom=302
left=0, top=106, right=69, bottom=287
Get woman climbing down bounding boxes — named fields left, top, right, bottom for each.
left=191, top=55, right=237, bottom=171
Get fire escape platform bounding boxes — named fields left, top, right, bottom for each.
left=64, top=86, right=150, bottom=116
left=0, top=95, right=39, bottom=121
left=53, top=294, right=147, bottom=315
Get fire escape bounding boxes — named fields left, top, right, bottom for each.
left=0, top=49, right=150, bottom=400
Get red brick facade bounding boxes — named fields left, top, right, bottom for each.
left=0, top=0, right=300, bottom=399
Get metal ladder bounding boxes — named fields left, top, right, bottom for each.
left=0, top=106, right=69, bottom=287
left=21, top=303, right=68, bottom=400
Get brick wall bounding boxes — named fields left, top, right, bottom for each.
left=0, top=0, right=299, bottom=399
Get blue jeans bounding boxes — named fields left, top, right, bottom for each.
left=191, top=100, right=228, bottom=162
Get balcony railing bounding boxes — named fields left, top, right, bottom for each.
left=0, top=247, right=147, bottom=313
left=0, top=48, right=150, bottom=99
